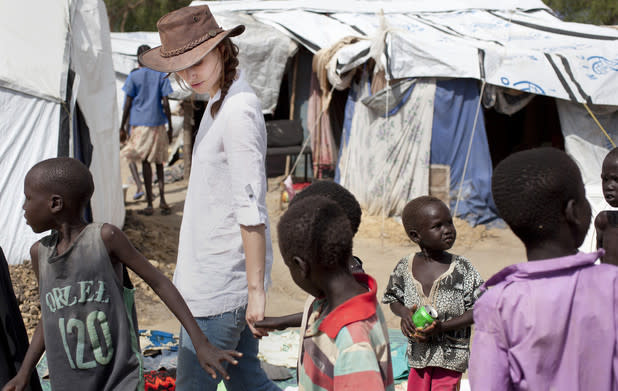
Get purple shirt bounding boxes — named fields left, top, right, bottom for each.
left=470, top=250, right=618, bottom=391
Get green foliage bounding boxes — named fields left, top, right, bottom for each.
left=543, top=0, right=618, bottom=25
left=104, top=0, right=192, bottom=32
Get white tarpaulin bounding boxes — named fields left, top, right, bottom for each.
left=0, top=2, right=70, bottom=101
left=0, top=0, right=124, bottom=264
left=557, top=100, right=618, bottom=253
left=338, top=77, right=435, bottom=215
left=0, top=90, right=60, bottom=263
left=110, top=13, right=297, bottom=114
left=192, top=0, right=618, bottom=105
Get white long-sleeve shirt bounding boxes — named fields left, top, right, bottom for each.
left=174, top=71, right=273, bottom=317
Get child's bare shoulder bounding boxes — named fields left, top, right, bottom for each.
left=595, top=210, right=609, bottom=230
left=596, top=210, right=618, bottom=230
left=99, top=223, right=127, bottom=243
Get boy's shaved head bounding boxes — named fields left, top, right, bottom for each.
left=402, top=196, right=445, bottom=236
left=278, top=196, right=352, bottom=269
left=290, top=181, right=362, bottom=234
left=28, top=157, right=94, bottom=207
left=604, top=147, right=618, bottom=164
left=492, top=148, right=582, bottom=246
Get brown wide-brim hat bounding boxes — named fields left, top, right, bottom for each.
left=140, top=5, right=244, bottom=73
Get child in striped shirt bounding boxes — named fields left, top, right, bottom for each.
left=277, top=195, right=394, bottom=391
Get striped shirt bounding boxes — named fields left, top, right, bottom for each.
left=299, top=274, right=394, bottom=391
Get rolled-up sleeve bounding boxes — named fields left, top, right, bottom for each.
left=222, top=95, right=269, bottom=227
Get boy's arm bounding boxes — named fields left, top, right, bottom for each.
left=119, top=95, right=133, bottom=143
left=254, top=312, right=303, bottom=332
left=595, top=211, right=608, bottom=250
left=100, top=224, right=241, bottom=380
left=162, top=96, right=173, bottom=143
left=390, top=302, right=416, bottom=338
left=3, top=243, right=45, bottom=391
left=415, top=310, right=474, bottom=341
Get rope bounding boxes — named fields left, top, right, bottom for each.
left=382, top=80, right=391, bottom=246
left=454, top=80, right=486, bottom=217
left=583, top=103, right=615, bottom=148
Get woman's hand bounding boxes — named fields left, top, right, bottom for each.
left=246, top=288, right=268, bottom=338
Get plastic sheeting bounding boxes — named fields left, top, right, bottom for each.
left=196, top=1, right=618, bottom=105
left=0, top=0, right=124, bottom=264
left=431, top=79, right=499, bottom=226
left=337, top=75, right=434, bottom=216
left=72, top=0, right=125, bottom=230
left=557, top=100, right=618, bottom=252
left=0, top=2, right=70, bottom=101
left=0, top=89, right=60, bottom=263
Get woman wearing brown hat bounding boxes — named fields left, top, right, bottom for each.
left=140, top=5, right=279, bottom=391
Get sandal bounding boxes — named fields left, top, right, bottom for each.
left=133, top=191, right=144, bottom=201
left=137, top=206, right=154, bottom=216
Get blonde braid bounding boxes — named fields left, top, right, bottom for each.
left=211, top=39, right=239, bottom=117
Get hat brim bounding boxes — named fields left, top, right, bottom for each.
left=140, top=24, right=245, bottom=73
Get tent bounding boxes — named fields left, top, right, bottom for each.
left=0, top=0, right=124, bottom=264
left=187, top=0, right=618, bottom=230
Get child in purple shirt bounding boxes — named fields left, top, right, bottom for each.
left=470, top=148, right=618, bottom=391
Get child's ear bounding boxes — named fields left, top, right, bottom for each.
left=293, top=256, right=310, bottom=279
left=564, top=196, right=590, bottom=235
left=409, top=229, right=421, bottom=244
left=49, top=194, right=63, bottom=213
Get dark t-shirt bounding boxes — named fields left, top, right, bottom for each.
left=0, top=248, right=42, bottom=390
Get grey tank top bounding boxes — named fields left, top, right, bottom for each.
left=38, top=223, right=143, bottom=390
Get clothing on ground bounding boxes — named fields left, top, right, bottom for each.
left=382, top=254, right=483, bottom=373
left=122, top=125, right=169, bottom=164
left=298, top=273, right=394, bottom=391
left=37, top=223, right=142, bottom=391
left=123, top=67, right=173, bottom=127
left=173, top=70, right=273, bottom=317
left=470, top=250, right=618, bottom=391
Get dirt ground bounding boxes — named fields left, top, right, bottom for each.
left=118, top=165, right=526, bottom=334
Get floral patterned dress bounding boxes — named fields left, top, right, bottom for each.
left=382, top=254, right=484, bottom=372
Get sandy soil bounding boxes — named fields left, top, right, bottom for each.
left=120, top=164, right=526, bottom=334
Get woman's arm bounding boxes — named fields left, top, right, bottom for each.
left=240, top=224, right=268, bottom=338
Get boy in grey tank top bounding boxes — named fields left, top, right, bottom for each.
left=3, top=158, right=241, bottom=391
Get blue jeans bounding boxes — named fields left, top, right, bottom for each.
left=176, top=305, right=281, bottom=391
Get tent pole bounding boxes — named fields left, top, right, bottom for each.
left=182, top=99, right=194, bottom=179
left=290, top=54, right=299, bottom=121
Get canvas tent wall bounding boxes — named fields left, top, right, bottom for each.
left=193, top=1, right=618, bottom=226
left=0, top=0, right=124, bottom=264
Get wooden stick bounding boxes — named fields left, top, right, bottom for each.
left=182, top=99, right=194, bottom=179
